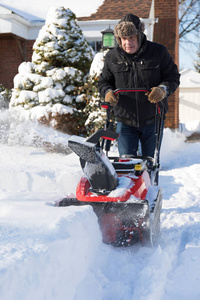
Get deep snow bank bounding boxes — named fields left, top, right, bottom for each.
left=0, top=202, right=102, bottom=300
left=1, top=110, right=200, bottom=300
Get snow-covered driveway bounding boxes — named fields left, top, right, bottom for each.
left=0, top=115, right=200, bottom=300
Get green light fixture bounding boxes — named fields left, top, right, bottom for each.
left=101, top=26, right=115, bottom=49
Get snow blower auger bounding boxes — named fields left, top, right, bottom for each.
left=58, top=88, right=163, bottom=247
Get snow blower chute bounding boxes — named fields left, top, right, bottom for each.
left=58, top=88, right=163, bottom=247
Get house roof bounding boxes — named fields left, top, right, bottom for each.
left=0, top=1, right=105, bottom=19
left=0, top=4, right=44, bottom=22
left=0, top=0, right=154, bottom=41
left=0, top=4, right=44, bottom=40
left=180, top=69, right=200, bottom=88
left=78, top=0, right=152, bottom=21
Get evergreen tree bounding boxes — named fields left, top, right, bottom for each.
left=0, top=84, right=11, bottom=109
left=10, top=6, right=94, bottom=136
left=32, top=6, right=93, bottom=73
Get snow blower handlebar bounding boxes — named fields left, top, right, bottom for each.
left=101, top=87, right=151, bottom=128
left=101, top=88, right=151, bottom=124
left=101, top=88, right=163, bottom=169
left=100, top=88, right=151, bottom=154
left=100, top=102, right=114, bottom=154
left=114, top=88, right=151, bottom=95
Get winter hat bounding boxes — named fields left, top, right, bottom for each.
left=114, top=14, right=145, bottom=48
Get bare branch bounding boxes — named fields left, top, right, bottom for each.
left=179, top=0, right=200, bottom=39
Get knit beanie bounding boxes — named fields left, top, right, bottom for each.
left=114, top=14, right=145, bottom=48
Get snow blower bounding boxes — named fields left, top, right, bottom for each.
left=58, top=88, right=163, bottom=247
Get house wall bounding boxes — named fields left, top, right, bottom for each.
left=0, top=1, right=180, bottom=130
left=0, top=37, right=22, bottom=89
left=26, top=40, right=35, bottom=61
left=154, top=0, right=179, bottom=129
left=0, top=37, right=34, bottom=89
left=179, top=88, right=200, bottom=122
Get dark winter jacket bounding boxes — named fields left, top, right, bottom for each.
left=98, top=35, right=180, bottom=127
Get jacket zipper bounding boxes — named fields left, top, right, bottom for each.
left=132, top=61, right=140, bottom=127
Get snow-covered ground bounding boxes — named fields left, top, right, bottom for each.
left=0, top=109, right=200, bottom=300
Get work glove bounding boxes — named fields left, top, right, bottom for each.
left=105, top=90, right=119, bottom=106
left=148, top=86, right=166, bottom=103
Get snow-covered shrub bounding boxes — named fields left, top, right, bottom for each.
left=10, top=6, right=94, bottom=136
left=0, top=84, right=11, bottom=109
left=32, top=7, right=93, bottom=72
left=83, top=76, right=105, bottom=135
left=83, top=50, right=112, bottom=135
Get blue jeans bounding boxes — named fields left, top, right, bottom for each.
left=116, top=121, right=164, bottom=161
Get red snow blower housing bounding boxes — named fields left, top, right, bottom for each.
left=58, top=88, right=163, bottom=247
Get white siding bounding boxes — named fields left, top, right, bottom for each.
left=179, top=88, right=200, bottom=122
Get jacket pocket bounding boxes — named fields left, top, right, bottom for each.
left=110, top=61, right=129, bottom=72
left=110, top=61, right=130, bottom=88
left=138, top=60, right=160, bottom=87
left=140, top=60, right=159, bottom=70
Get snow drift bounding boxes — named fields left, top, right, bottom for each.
left=0, top=109, right=200, bottom=299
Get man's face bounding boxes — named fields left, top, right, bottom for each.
left=121, top=35, right=139, bottom=54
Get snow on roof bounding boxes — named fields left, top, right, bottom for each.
left=0, top=0, right=105, bottom=19
left=180, top=69, right=200, bottom=88
left=0, top=4, right=44, bottom=22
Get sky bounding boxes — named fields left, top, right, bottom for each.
left=179, top=45, right=197, bottom=70
left=179, top=32, right=198, bottom=70
left=0, top=0, right=104, bottom=18
left=0, top=0, right=197, bottom=71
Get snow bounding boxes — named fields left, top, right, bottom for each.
left=1, top=107, right=200, bottom=300
left=180, top=69, right=200, bottom=88
left=108, top=177, right=133, bottom=198
left=0, top=3, right=44, bottom=22
left=89, top=51, right=108, bottom=77
left=9, top=6, right=93, bottom=122
left=0, top=2, right=200, bottom=298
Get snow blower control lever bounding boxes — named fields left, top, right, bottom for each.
left=100, top=88, right=152, bottom=154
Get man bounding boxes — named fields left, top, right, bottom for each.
left=98, top=13, right=180, bottom=182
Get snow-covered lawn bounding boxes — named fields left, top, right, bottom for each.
left=0, top=110, right=200, bottom=300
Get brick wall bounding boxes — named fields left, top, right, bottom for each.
left=26, top=40, right=35, bottom=62
left=0, top=38, right=22, bottom=89
left=0, top=37, right=35, bottom=89
left=154, top=0, right=179, bottom=129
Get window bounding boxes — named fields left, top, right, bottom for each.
left=88, top=41, right=102, bottom=52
